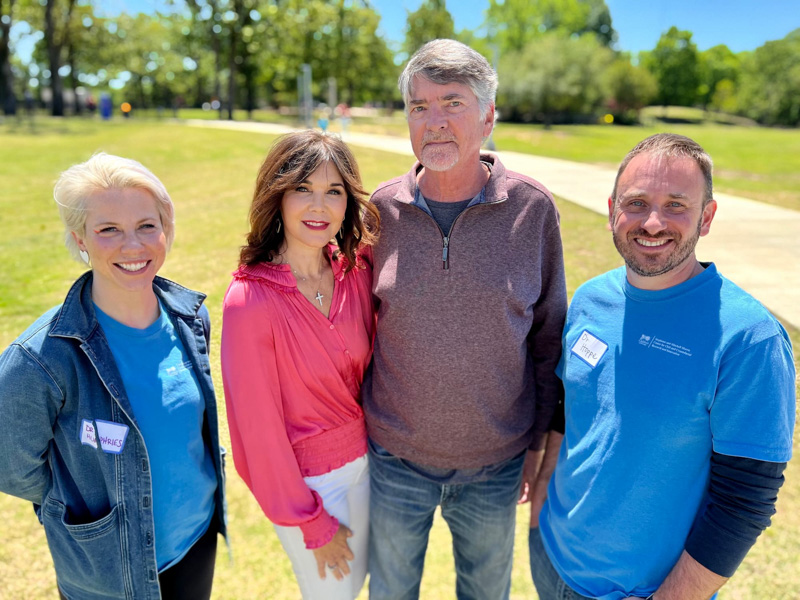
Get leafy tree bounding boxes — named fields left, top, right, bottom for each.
left=251, top=0, right=396, bottom=108
left=486, top=0, right=616, bottom=55
left=61, top=2, right=110, bottom=113
left=604, top=56, right=656, bottom=123
left=186, top=0, right=226, bottom=116
left=43, top=0, right=77, bottom=116
left=710, top=78, right=737, bottom=114
left=736, top=29, right=800, bottom=126
left=498, top=32, right=613, bottom=126
left=697, top=44, right=740, bottom=110
left=186, top=0, right=258, bottom=119
left=644, top=26, right=700, bottom=107
left=404, top=0, right=455, bottom=57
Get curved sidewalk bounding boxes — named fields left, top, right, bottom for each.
left=186, top=119, right=800, bottom=329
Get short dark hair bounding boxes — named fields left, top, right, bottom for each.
left=611, top=133, right=714, bottom=206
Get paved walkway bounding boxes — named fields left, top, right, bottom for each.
left=186, top=119, right=800, bottom=329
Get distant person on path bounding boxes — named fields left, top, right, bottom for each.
left=0, top=153, right=227, bottom=599
left=221, top=131, right=380, bottom=599
left=364, top=39, right=568, bottom=600
left=529, top=133, right=796, bottom=600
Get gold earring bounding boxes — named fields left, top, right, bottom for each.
left=276, top=219, right=282, bottom=233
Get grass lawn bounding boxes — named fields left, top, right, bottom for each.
left=0, top=117, right=797, bottom=599
left=170, top=106, right=800, bottom=213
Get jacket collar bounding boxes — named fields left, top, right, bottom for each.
left=50, top=271, right=206, bottom=341
left=394, top=152, right=509, bottom=205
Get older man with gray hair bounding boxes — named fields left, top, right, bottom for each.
left=362, top=39, right=568, bottom=599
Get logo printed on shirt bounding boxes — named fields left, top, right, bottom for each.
left=164, top=361, right=194, bottom=377
left=80, top=419, right=98, bottom=449
left=570, top=330, right=608, bottom=368
left=637, top=333, right=693, bottom=357
left=94, top=420, right=130, bottom=454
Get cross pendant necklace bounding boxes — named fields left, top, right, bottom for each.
left=292, top=265, right=325, bottom=308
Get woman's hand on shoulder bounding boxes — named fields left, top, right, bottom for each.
left=311, top=523, right=354, bottom=581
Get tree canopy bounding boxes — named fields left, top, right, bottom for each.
left=2, top=1, right=799, bottom=127
left=644, top=26, right=700, bottom=108
left=404, top=0, right=455, bottom=58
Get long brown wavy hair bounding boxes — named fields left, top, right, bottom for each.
left=240, top=130, right=380, bottom=271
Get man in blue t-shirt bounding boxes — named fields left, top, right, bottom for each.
left=529, top=133, right=796, bottom=600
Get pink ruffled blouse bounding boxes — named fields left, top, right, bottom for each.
left=221, top=246, right=374, bottom=549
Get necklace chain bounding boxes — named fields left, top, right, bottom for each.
left=292, top=265, right=326, bottom=308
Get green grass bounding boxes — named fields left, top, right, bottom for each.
left=0, top=118, right=797, bottom=599
left=489, top=122, right=800, bottom=212
left=198, top=106, right=800, bottom=213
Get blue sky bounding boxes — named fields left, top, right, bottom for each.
left=369, top=0, right=800, bottom=54
left=15, top=0, right=800, bottom=60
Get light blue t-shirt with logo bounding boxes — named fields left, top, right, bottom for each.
left=96, top=302, right=217, bottom=571
left=539, top=264, right=795, bottom=600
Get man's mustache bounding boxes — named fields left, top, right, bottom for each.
left=422, top=133, right=457, bottom=145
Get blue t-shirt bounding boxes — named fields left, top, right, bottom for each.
left=96, top=303, right=217, bottom=571
left=540, top=264, right=795, bottom=600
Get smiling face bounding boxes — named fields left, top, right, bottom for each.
left=609, top=152, right=717, bottom=290
left=72, top=187, right=167, bottom=303
left=407, top=76, right=494, bottom=173
left=280, top=161, right=348, bottom=254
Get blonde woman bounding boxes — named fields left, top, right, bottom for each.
left=0, top=154, right=226, bottom=599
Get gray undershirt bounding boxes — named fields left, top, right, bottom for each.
left=425, top=196, right=474, bottom=234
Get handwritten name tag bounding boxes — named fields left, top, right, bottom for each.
left=94, top=420, right=130, bottom=454
left=80, top=419, right=98, bottom=449
left=570, top=330, right=608, bottom=368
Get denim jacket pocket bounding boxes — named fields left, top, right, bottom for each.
left=42, top=498, right=128, bottom=599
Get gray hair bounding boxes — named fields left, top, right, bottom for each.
left=53, top=153, right=175, bottom=262
left=611, top=133, right=714, bottom=206
left=399, top=39, right=497, bottom=119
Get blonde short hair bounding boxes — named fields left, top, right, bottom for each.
left=53, top=153, right=175, bottom=262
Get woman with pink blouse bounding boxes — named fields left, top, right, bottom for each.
left=220, top=131, right=380, bottom=599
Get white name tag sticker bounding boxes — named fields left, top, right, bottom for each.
left=94, top=420, right=130, bottom=454
left=80, top=419, right=98, bottom=449
left=570, top=330, right=608, bottom=368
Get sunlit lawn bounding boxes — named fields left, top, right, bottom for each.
left=64, top=106, right=800, bottom=212
left=0, top=117, right=797, bottom=599
left=176, top=105, right=800, bottom=213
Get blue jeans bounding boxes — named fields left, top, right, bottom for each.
left=529, top=527, right=595, bottom=600
left=368, top=440, right=525, bottom=600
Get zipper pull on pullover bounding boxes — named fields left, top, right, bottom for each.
left=442, top=237, right=450, bottom=270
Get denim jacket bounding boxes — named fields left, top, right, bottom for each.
left=0, top=272, right=228, bottom=599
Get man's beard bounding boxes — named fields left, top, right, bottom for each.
left=612, top=219, right=702, bottom=278
left=419, top=134, right=459, bottom=172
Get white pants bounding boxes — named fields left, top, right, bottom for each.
left=274, top=454, right=369, bottom=600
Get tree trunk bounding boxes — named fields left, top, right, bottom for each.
left=44, top=0, right=75, bottom=117
left=68, top=44, right=81, bottom=115
left=0, top=0, right=15, bottom=114
left=226, top=24, right=236, bottom=120
left=44, top=0, right=63, bottom=116
left=213, top=28, right=223, bottom=119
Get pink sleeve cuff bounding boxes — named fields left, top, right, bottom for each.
left=299, top=491, right=340, bottom=549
